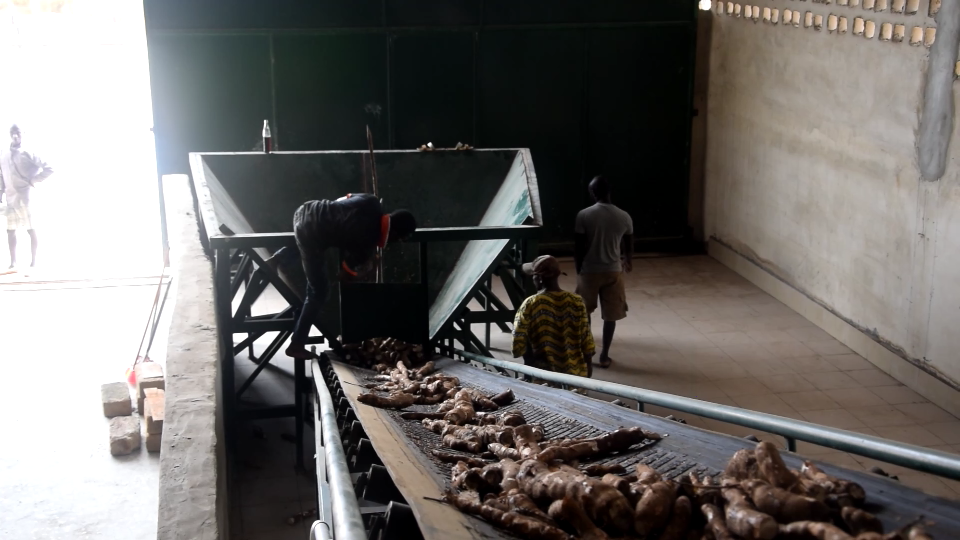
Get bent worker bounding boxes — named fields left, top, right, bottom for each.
left=285, top=193, right=417, bottom=360
left=512, top=255, right=595, bottom=387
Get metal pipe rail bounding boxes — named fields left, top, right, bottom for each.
left=312, top=358, right=367, bottom=540
left=447, top=348, right=960, bottom=481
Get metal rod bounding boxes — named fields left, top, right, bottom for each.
left=448, top=348, right=960, bottom=481
left=210, top=225, right=540, bottom=248
left=311, top=359, right=367, bottom=540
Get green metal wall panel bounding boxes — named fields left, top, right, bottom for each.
left=476, top=30, right=584, bottom=243
left=390, top=32, right=475, bottom=149
left=145, top=1, right=699, bottom=245
left=273, top=34, right=389, bottom=151
left=144, top=0, right=382, bottom=30
left=385, top=1, right=482, bottom=26
left=148, top=34, right=273, bottom=176
left=585, top=26, right=695, bottom=239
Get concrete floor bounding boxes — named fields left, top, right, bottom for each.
left=231, top=254, right=960, bottom=538
left=0, top=279, right=167, bottom=540
left=482, top=256, right=960, bottom=500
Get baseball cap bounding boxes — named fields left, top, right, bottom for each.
left=521, top=255, right=562, bottom=278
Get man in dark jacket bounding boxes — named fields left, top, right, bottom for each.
left=285, top=193, right=417, bottom=360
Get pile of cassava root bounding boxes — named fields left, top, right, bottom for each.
left=355, top=363, right=933, bottom=540
left=341, top=337, right=425, bottom=369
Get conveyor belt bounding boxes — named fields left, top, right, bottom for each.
left=330, top=355, right=960, bottom=539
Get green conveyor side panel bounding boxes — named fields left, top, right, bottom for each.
left=190, top=149, right=540, bottom=339
left=429, top=152, right=535, bottom=338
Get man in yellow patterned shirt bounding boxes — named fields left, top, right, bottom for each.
left=512, top=255, right=595, bottom=379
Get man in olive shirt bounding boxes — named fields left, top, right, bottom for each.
left=574, top=176, right=633, bottom=368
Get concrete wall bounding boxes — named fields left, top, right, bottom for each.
left=703, top=4, right=960, bottom=390
left=157, top=175, right=225, bottom=540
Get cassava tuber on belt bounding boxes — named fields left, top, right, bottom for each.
left=354, top=361, right=928, bottom=540
left=443, top=490, right=572, bottom=540
left=841, top=506, right=883, bottom=536
left=489, top=389, right=515, bottom=406
left=548, top=497, right=610, bottom=540
left=581, top=463, right=626, bottom=477
left=444, top=389, right=477, bottom=425
left=702, top=503, right=738, bottom=540
left=659, top=495, right=692, bottom=540
left=721, top=485, right=778, bottom=540
left=519, top=459, right=634, bottom=535
left=743, top=479, right=832, bottom=524
left=633, top=480, right=676, bottom=537
left=357, top=391, right=416, bottom=409
left=431, top=449, right=489, bottom=468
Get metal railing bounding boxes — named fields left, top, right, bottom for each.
left=311, top=359, right=367, bottom=540
left=447, top=347, right=960, bottom=482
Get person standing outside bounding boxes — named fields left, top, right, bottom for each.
left=512, top=255, right=595, bottom=382
left=0, top=124, right=53, bottom=272
left=285, top=193, right=417, bottom=360
left=574, top=175, right=633, bottom=369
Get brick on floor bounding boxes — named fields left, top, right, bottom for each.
left=135, top=362, right=164, bottom=414
left=101, top=382, right=132, bottom=417
left=144, top=388, right=165, bottom=435
left=109, top=416, right=141, bottom=456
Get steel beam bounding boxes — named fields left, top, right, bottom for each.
left=210, top=225, right=540, bottom=249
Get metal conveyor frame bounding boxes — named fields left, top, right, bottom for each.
left=447, top=347, right=960, bottom=482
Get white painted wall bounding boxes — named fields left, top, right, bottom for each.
left=702, top=6, right=960, bottom=387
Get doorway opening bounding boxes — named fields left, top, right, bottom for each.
left=0, top=0, right=160, bottom=280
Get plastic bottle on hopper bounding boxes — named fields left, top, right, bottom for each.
left=262, top=120, right=272, bottom=153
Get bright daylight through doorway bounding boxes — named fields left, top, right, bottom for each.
left=0, top=0, right=160, bottom=281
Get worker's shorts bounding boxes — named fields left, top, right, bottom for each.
left=5, top=201, right=33, bottom=231
left=576, top=271, right=628, bottom=322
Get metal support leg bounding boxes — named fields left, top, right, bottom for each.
left=215, top=247, right=236, bottom=446
left=295, top=355, right=306, bottom=471
left=236, top=330, right=291, bottom=398
left=484, top=275, right=491, bottom=348
left=786, top=437, right=797, bottom=453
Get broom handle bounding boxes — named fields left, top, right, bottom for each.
left=133, top=270, right=166, bottom=368
left=366, top=125, right=384, bottom=284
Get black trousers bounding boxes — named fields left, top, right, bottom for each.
left=291, top=234, right=329, bottom=347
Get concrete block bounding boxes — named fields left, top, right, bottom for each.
left=101, top=382, right=133, bottom=417
left=144, top=388, right=165, bottom=435
left=135, top=362, right=165, bottom=414
left=109, top=416, right=141, bottom=456
left=146, top=432, right=162, bottom=453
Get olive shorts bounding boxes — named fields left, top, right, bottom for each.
left=576, top=271, right=628, bottom=322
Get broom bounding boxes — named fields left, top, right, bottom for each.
left=126, top=270, right=173, bottom=385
